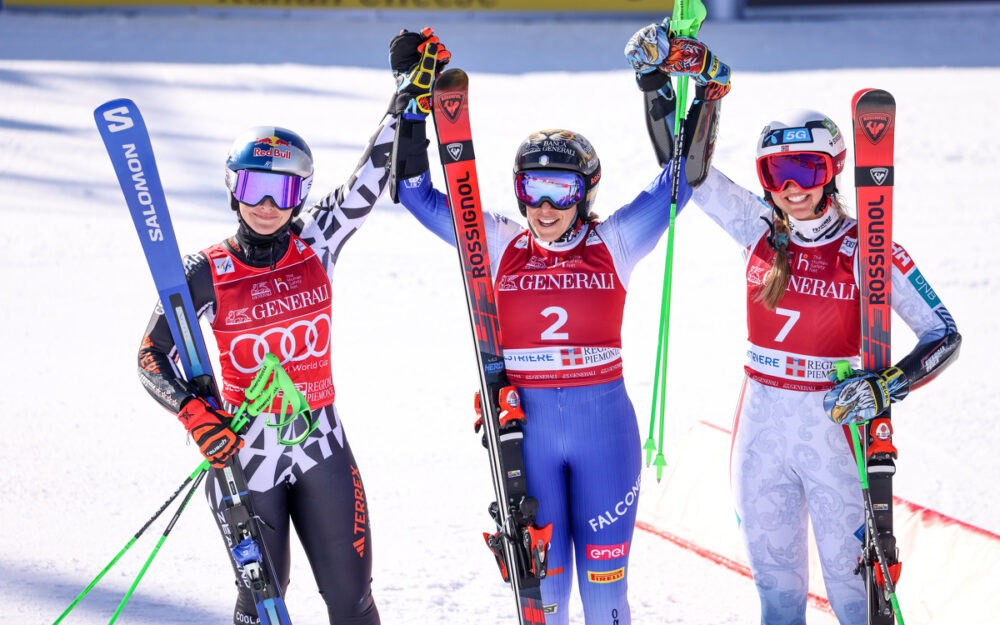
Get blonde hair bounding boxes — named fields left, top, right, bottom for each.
left=755, top=195, right=850, bottom=310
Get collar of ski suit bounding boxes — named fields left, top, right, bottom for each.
left=788, top=208, right=843, bottom=245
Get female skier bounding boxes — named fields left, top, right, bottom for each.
left=625, top=22, right=962, bottom=625
left=385, top=28, right=728, bottom=625
left=136, top=108, right=407, bottom=624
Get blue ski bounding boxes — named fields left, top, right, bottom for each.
left=94, top=98, right=292, bottom=625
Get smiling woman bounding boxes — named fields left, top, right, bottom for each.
left=387, top=25, right=723, bottom=624
left=134, top=117, right=397, bottom=624
left=644, top=27, right=964, bottom=625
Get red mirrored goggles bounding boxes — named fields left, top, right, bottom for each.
left=756, top=151, right=843, bottom=193
left=514, top=170, right=584, bottom=209
left=232, top=170, right=303, bottom=210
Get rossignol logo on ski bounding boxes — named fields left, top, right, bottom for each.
left=858, top=112, right=892, bottom=144
left=439, top=94, right=464, bottom=122
left=455, top=170, right=487, bottom=279
left=447, top=142, right=464, bottom=161
left=870, top=167, right=890, bottom=186
left=863, top=196, right=889, bottom=306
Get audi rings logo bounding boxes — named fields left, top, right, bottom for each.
left=229, top=314, right=331, bottom=373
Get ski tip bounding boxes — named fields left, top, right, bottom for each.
left=434, top=67, right=468, bottom=91
left=95, top=98, right=136, bottom=115
left=851, top=88, right=896, bottom=110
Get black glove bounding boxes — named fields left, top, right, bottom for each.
left=388, top=27, right=451, bottom=116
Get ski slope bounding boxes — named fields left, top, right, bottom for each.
left=1, top=7, right=998, bottom=624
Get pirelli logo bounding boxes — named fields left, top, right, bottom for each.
left=587, top=567, right=625, bottom=584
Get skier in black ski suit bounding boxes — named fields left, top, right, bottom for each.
left=137, top=111, right=401, bottom=625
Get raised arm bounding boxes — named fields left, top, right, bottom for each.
left=292, top=114, right=397, bottom=278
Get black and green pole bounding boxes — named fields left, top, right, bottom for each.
left=52, top=354, right=315, bottom=624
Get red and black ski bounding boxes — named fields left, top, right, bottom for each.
left=430, top=68, right=549, bottom=625
left=852, top=88, right=902, bottom=625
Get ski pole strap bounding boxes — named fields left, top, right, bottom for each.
left=232, top=353, right=317, bottom=446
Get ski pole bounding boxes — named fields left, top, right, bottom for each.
left=647, top=0, right=707, bottom=482
left=106, top=468, right=207, bottom=624
left=53, top=355, right=312, bottom=624
left=51, top=463, right=207, bottom=625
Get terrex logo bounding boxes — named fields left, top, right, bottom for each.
left=858, top=113, right=892, bottom=144
left=439, top=94, right=464, bottom=122
left=351, top=465, right=368, bottom=557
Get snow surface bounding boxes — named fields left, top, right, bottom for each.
left=1, top=7, right=997, bottom=624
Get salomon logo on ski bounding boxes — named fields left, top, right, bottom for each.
left=102, top=106, right=135, bottom=132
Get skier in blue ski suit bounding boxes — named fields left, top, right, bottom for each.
left=384, top=28, right=727, bottom=624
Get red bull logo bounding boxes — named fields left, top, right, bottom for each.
left=252, top=135, right=292, bottom=160
left=254, top=135, right=291, bottom=148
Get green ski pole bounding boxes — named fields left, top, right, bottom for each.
left=51, top=463, right=207, bottom=625
left=646, top=0, right=707, bottom=481
left=52, top=354, right=313, bottom=624
left=106, top=468, right=207, bottom=624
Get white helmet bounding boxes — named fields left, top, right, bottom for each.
left=755, top=109, right=846, bottom=199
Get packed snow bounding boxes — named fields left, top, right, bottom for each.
left=1, top=6, right=997, bottom=624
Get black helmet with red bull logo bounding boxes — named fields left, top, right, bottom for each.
left=513, top=129, right=601, bottom=222
left=224, top=126, right=314, bottom=212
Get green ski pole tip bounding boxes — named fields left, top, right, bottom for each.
left=653, top=453, right=667, bottom=483
left=642, top=437, right=657, bottom=467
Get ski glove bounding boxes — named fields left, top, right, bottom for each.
left=624, top=20, right=731, bottom=100
left=823, top=366, right=909, bottom=425
left=177, top=397, right=244, bottom=468
left=388, top=27, right=452, bottom=116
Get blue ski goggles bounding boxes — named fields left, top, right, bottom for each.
left=231, top=170, right=304, bottom=210
left=514, top=170, right=584, bottom=209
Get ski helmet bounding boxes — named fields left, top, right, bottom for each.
left=513, top=129, right=601, bottom=221
left=755, top=109, right=845, bottom=210
left=224, top=126, right=314, bottom=212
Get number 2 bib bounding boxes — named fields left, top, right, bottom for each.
left=494, top=226, right=627, bottom=388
